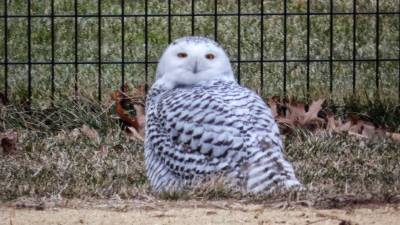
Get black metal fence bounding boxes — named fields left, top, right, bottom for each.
left=1, top=0, right=400, bottom=104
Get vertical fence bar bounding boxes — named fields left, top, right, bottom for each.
left=168, top=0, right=171, bottom=43
left=375, top=0, right=380, bottom=92
left=352, top=0, right=357, bottom=95
left=28, top=0, right=32, bottom=104
left=3, top=0, right=8, bottom=101
left=214, top=0, right=218, bottom=41
left=260, top=0, right=264, bottom=94
left=97, top=0, right=102, bottom=101
left=51, top=0, right=55, bottom=101
left=329, top=0, right=333, bottom=93
left=145, top=0, right=148, bottom=85
left=191, top=0, right=195, bottom=36
left=398, top=1, right=400, bottom=102
left=237, top=0, right=241, bottom=84
left=74, top=0, right=78, bottom=96
left=306, top=0, right=310, bottom=98
left=283, top=0, right=287, bottom=96
left=120, top=0, right=125, bottom=89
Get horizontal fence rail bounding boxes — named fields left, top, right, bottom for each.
left=0, top=0, right=400, bottom=104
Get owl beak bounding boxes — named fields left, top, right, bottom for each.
left=193, top=60, right=199, bottom=74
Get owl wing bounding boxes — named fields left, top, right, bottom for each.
left=147, top=81, right=282, bottom=180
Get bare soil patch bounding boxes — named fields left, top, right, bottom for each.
left=1, top=200, right=399, bottom=225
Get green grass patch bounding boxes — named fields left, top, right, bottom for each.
left=1, top=0, right=399, bottom=104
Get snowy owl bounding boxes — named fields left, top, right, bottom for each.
left=145, top=36, right=300, bottom=194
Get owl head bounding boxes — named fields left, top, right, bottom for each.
left=155, top=36, right=235, bottom=89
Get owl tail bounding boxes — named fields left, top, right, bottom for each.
left=245, top=144, right=301, bottom=194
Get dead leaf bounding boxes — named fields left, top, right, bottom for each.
left=133, top=104, right=146, bottom=136
left=266, top=97, right=400, bottom=144
left=112, top=84, right=146, bottom=138
left=304, top=99, right=325, bottom=124
left=286, top=100, right=307, bottom=125
left=348, top=131, right=368, bottom=139
left=1, top=130, right=18, bottom=154
left=80, top=125, right=99, bottom=143
left=326, top=113, right=339, bottom=132
left=389, top=132, right=400, bottom=143
left=267, top=96, right=279, bottom=118
left=339, top=121, right=352, bottom=132
left=360, top=122, right=376, bottom=138
left=131, top=84, right=148, bottom=97
left=126, top=127, right=145, bottom=142
left=375, top=127, right=387, bottom=137
left=268, top=98, right=326, bottom=134
left=348, top=123, right=362, bottom=134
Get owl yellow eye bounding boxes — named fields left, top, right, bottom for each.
left=205, top=53, right=215, bottom=60
left=177, top=52, right=188, bottom=58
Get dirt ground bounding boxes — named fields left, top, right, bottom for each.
left=1, top=200, right=399, bottom=225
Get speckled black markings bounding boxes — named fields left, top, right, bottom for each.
left=145, top=80, right=300, bottom=193
left=174, top=36, right=220, bottom=47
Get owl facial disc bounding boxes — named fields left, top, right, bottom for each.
left=155, top=36, right=235, bottom=89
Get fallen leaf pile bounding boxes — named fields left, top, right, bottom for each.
left=111, top=84, right=147, bottom=141
left=268, top=97, right=400, bottom=143
left=268, top=97, right=325, bottom=134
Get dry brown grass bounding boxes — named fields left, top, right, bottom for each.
left=1, top=97, right=399, bottom=206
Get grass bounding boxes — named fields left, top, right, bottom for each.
left=1, top=97, right=147, bottom=200
left=0, top=0, right=399, bottom=205
left=0, top=0, right=399, bottom=105
left=1, top=97, right=399, bottom=203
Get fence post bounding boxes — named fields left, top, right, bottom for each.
left=74, top=0, right=79, bottom=97
left=375, top=0, right=380, bottom=93
left=283, top=0, right=287, bottom=97
left=352, top=0, right=357, bottom=95
left=260, top=0, right=264, bottom=95
left=51, top=0, right=55, bottom=101
left=98, top=0, right=102, bottom=101
left=28, top=0, right=32, bottom=105
left=329, top=0, right=334, bottom=93
left=120, top=0, right=125, bottom=90
left=237, top=0, right=241, bottom=84
left=3, top=0, right=8, bottom=102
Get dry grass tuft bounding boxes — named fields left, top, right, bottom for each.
left=0, top=97, right=147, bottom=201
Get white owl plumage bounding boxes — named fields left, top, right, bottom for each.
left=145, top=36, right=300, bottom=194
